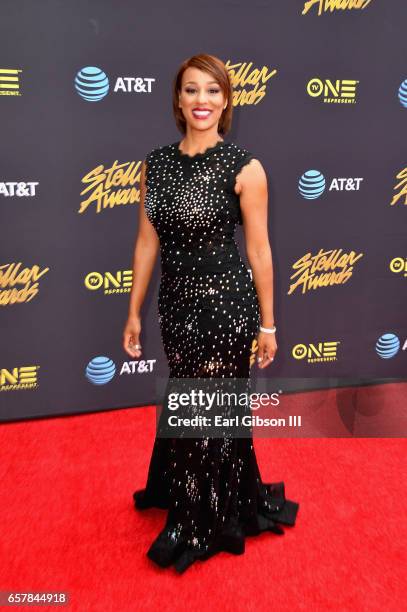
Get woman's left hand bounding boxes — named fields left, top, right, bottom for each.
left=256, top=331, right=277, bottom=369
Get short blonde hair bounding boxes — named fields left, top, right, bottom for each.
left=172, top=53, right=233, bottom=135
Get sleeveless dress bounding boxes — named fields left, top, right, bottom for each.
left=133, top=139, right=299, bottom=573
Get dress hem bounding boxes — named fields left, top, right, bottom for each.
left=133, top=482, right=299, bottom=574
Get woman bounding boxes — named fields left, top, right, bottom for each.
left=123, top=53, right=299, bottom=573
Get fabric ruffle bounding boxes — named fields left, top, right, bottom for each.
left=133, top=480, right=299, bottom=574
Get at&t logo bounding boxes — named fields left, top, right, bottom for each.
left=85, top=355, right=156, bottom=385
left=74, top=66, right=155, bottom=102
left=375, top=334, right=406, bottom=359
left=0, top=182, right=39, bottom=197
left=75, top=66, right=109, bottom=101
left=298, top=170, right=363, bottom=199
left=398, top=78, right=407, bottom=108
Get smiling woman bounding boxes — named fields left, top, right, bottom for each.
left=184, top=88, right=219, bottom=122
left=123, top=53, right=299, bottom=573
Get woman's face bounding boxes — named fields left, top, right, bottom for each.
left=178, top=67, right=227, bottom=133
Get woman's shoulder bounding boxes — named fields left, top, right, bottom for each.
left=223, top=142, right=262, bottom=192
left=143, top=142, right=174, bottom=166
left=224, top=140, right=251, bottom=153
left=223, top=141, right=256, bottom=163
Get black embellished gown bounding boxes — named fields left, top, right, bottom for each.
left=133, top=139, right=299, bottom=573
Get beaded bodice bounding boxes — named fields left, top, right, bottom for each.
left=144, top=140, right=254, bottom=275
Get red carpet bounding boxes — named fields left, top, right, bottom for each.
left=0, top=383, right=406, bottom=611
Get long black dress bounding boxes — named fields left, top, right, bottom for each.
left=133, top=139, right=299, bottom=573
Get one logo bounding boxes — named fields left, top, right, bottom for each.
left=307, top=78, right=359, bottom=104
left=292, top=341, right=340, bottom=363
left=84, top=270, right=133, bottom=294
left=389, top=257, right=407, bottom=277
left=299, top=170, right=326, bottom=199
left=75, top=66, right=109, bottom=102
left=85, top=356, right=116, bottom=384
left=375, top=333, right=401, bottom=359
left=0, top=69, right=22, bottom=96
left=0, top=365, right=39, bottom=391
left=398, top=79, right=407, bottom=108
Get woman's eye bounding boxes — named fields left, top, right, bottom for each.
left=185, top=88, right=220, bottom=94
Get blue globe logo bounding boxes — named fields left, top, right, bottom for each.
left=75, top=66, right=109, bottom=102
left=86, top=355, right=116, bottom=384
left=298, top=170, right=326, bottom=199
left=375, top=333, right=400, bottom=359
left=398, top=78, right=407, bottom=108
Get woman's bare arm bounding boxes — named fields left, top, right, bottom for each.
left=236, top=159, right=276, bottom=369
left=127, top=159, right=160, bottom=319
left=123, top=158, right=160, bottom=358
left=237, top=159, right=275, bottom=328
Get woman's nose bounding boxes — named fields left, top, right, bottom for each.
left=197, top=90, right=208, bottom=104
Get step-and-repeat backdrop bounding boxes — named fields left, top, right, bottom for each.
left=1, top=1, right=406, bottom=421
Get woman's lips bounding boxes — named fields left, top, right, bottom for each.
left=192, top=109, right=212, bottom=119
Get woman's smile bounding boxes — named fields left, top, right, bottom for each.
left=191, top=108, right=213, bottom=120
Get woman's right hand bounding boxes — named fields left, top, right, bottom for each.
left=123, top=314, right=142, bottom=358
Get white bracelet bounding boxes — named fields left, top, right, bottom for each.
left=259, top=325, right=276, bottom=334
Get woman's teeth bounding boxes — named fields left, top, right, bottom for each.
left=192, top=110, right=212, bottom=119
